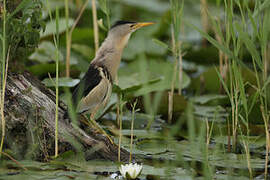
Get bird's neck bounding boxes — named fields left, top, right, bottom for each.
left=92, top=34, right=130, bottom=81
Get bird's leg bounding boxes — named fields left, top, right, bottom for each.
left=89, top=107, right=114, bottom=145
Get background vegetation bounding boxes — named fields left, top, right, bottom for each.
left=0, top=0, right=270, bottom=179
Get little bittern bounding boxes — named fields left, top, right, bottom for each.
left=71, top=21, right=154, bottom=141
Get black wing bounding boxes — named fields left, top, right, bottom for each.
left=72, top=65, right=102, bottom=107
left=72, top=64, right=112, bottom=107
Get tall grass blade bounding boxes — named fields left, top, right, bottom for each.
left=253, top=0, right=270, bottom=17
left=185, top=20, right=234, bottom=59
left=235, top=23, right=263, bottom=70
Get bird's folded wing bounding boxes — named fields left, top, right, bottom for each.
left=72, top=64, right=112, bottom=114
left=77, top=76, right=111, bottom=114
left=72, top=65, right=102, bottom=108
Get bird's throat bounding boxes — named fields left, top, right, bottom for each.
left=93, top=34, right=131, bottom=81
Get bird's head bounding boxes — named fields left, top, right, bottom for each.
left=108, top=21, right=154, bottom=49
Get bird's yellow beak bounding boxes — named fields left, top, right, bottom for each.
left=134, top=22, right=155, bottom=29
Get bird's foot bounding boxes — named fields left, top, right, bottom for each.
left=92, top=125, right=114, bottom=145
left=89, top=117, right=115, bottom=145
left=81, top=114, right=115, bottom=145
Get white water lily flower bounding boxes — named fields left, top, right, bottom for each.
left=119, top=163, right=143, bottom=179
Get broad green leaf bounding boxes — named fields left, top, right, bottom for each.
left=117, top=74, right=143, bottom=91
left=118, top=59, right=190, bottom=96
left=27, top=63, right=64, bottom=77
left=41, top=18, right=74, bottom=38
left=193, top=105, right=228, bottom=122
left=42, top=77, right=79, bottom=87
left=142, top=164, right=191, bottom=178
left=191, top=94, right=227, bottom=105
left=68, top=28, right=97, bottom=45
left=123, top=29, right=166, bottom=59
left=117, top=73, right=161, bottom=93
left=71, top=44, right=93, bottom=58
left=29, top=41, right=63, bottom=63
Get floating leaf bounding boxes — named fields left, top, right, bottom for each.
left=191, top=94, right=228, bottom=105
left=193, top=105, right=228, bottom=122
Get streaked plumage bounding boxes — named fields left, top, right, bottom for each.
left=72, top=64, right=112, bottom=114
left=71, top=21, right=154, bottom=116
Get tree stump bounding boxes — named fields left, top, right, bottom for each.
left=1, top=72, right=131, bottom=162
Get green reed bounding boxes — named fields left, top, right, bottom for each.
left=187, top=0, right=270, bottom=178
left=0, top=0, right=6, bottom=156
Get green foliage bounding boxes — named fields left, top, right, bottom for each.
left=118, top=59, right=190, bottom=96
left=2, top=0, right=270, bottom=179
left=42, top=77, right=79, bottom=87
left=29, top=41, right=64, bottom=63
left=1, top=0, right=45, bottom=60
left=40, top=18, right=74, bottom=38
left=98, top=0, right=110, bottom=29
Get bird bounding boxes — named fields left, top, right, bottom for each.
left=70, top=21, right=154, bottom=142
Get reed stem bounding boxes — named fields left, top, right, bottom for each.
left=65, top=0, right=70, bottom=77
left=92, top=0, right=99, bottom=53
left=0, top=0, right=6, bottom=156
left=129, top=100, right=137, bottom=163
left=54, top=7, right=60, bottom=158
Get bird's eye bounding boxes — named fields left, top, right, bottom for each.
left=130, top=24, right=135, bottom=28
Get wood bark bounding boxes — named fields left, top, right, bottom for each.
left=1, top=72, right=131, bottom=162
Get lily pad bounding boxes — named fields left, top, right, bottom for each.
left=193, top=105, right=228, bottom=122
left=191, top=94, right=228, bottom=105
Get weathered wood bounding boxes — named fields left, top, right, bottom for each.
left=1, top=72, right=131, bottom=162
